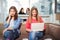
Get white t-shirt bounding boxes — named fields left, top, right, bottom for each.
left=9, top=19, right=14, bottom=28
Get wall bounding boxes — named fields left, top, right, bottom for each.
left=0, top=0, right=59, bottom=24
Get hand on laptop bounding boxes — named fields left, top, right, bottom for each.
left=26, top=29, right=31, bottom=32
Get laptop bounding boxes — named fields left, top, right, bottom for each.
left=31, top=23, right=44, bottom=31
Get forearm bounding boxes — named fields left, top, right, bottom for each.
left=3, top=27, right=13, bottom=34
left=6, top=19, right=10, bottom=23
left=6, top=26, right=13, bottom=30
left=26, top=28, right=31, bottom=32
left=6, top=16, right=11, bottom=23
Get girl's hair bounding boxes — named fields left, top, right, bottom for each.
left=6, top=6, right=18, bottom=21
left=26, top=8, right=30, bottom=11
left=28, top=7, right=40, bottom=23
left=20, top=8, right=24, bottom=12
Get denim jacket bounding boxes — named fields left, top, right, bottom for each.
left=4, top=18, right=22, bottom=33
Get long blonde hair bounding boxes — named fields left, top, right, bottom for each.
left=28, top=7, right=40, bottom=23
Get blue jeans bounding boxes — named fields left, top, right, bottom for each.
left=29, top=31, right=43, bottom=40
left=3, top=30, right=20, bottom=40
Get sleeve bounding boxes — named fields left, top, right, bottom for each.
left=40, top=16, right=46, bottom=30
left=13, top=18, right=22, bottom=29
left=40, top=16, right=44, bottom=23
left=26, top=19, right=31, bottom=29
left=4, top=21, right=9, bottom=28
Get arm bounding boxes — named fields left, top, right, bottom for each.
left=5, top=18, right=22, bottom=30
left=26, top=19, right=31, bottom=32
left=4, top=16, right=11, bottom=28
left=12, top=18, right=22, bottom=29
left=40, top=16, right=46, bottom=30
left=4, top=22, right=9, bottom=28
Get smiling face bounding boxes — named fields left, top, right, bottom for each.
left=28, top=7, right=40, bottom=23
left=32, top=9, right=37, bottom=17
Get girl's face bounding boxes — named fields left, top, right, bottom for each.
left=10, top=9, right=15, bottom=17
left=32, top=9, right=37, bottom=17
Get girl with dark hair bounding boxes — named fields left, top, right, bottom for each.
left=3, top=6, right=22, bottom=40
left=19, top=8, right=25, bottom=14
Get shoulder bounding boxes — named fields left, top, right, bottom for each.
left=39, top=16, right=43, bottom=19
left=26, top=17, right=30, bottom=22
left=26, top=17, right=30, bottom=23
left=16, top=18, right=22, bottom=22
left=39, top=16, right=44, bottom=22
left=39, top=16, right=42, bottom=18
left=18, top=18, right=21, bottom=20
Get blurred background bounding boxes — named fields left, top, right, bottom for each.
left=0, top=0, right=60, bottom=24
left=0, top=0, right=60, bottom=40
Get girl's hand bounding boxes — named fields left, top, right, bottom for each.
left=9, top=14, right=11, bottom=19
left=6, top=14, right=12, bottom=23
left=3, top=28, right=7, bottom=34
left=26, top=29, right=31, bottom=32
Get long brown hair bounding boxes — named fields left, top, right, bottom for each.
left=28, top=7, right=40, bottom=23
left=6, top=6, right=18, bottom=21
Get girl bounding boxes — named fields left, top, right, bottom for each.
left=26, top=8, right=30, bottom=15
left=26, top=7, right=46, bottom=40
left=19, top=8, right=25, bottom=14
left=3, top=6, right=22, bottom=40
